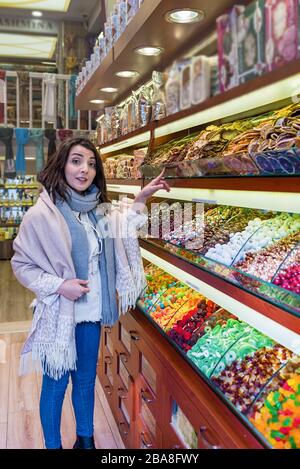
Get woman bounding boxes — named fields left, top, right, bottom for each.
left=11, top=137, right=170, bottom=449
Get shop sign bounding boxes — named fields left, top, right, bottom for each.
left=0, top=18, right=58, bottom=35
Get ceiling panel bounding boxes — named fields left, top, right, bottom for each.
left=0, top=32, right=57, bottom=58
left=0, top=0, right=71, bottom=11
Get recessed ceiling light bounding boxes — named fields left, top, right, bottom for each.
left=89, top=99, right=104, bottom=104
left=99, top=87, right=118, bottom=93
left=32, top=11, right=43, bottom=17
left=115, top=70, right=140, bottom=78
left=165, top=9, right=205, bottom=24
left=134, top=46, right=164, bottom=56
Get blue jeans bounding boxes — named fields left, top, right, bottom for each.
left=40, top=322, right=101, bottom=449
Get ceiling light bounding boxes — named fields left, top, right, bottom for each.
left=89, top=99, right=104, bottom=104
left=0, top=1, right=71, bottom=12
left=32, top=11, right=42, bottom=17
left=134, top=46, right=164, bottom=56
left=0, top=33, right=57, bottom=59
left=99, top=87, right=118, bottom=93
left=165, top=9, right=205, bottom=24
left=115, top=70, right=140, bottom=78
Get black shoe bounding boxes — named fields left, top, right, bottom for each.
left=73, top=435, right=95, bottom=449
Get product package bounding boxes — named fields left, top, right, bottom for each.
left=111, top=12, right=121, bottom=44
left=216, top=5, right=245, bottom=92
left=191, top=55, right=211, bottom=105
left=104, top=19, right=113, bottom=52
left=152, top=71, right=167, bottom=121
left=165, top=64, right=181, bottom=116
left=98, top=37, right=107, bottom=62
left=127, top=0, right=139, bottom=23
left=237, top=0, right=266, bottom=83
left=265, top=0, right=299, bottom=71
left=137, top=85, right=152, bottom=127
left=180, top=62, right=192, bottom=110
left=118, top=1, right=128, bottom=33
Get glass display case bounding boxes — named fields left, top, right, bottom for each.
left=136, top=263, right=300, bottom=448
left=140, top=199, right=300, bottom=317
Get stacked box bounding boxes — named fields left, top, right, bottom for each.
left=217, top=5, right=245, bottom=92
left=237, top=0, right=266, bottom=84
left=265, top=0, right=299, bottom=71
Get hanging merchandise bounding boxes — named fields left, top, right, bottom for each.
left=57, top=129, right=73, bottom=143
left=44, top=128, right=56, bottom=162
left=57, top=79, right=65, bottom=127
left=15, top=128, right=29, bottom=176
left=0, top=70, right=6, bottom=124
left=69, top=75, right=77, bottom=120
left=137, top=85, right=152, bottom=127
left=29, top=129, right=44, bottom=173
left=16, top=71, right=29, bottom=123
left=0, top=128, right=15, bottom=177
left=165, top=65, right=181, bottom=116
left=43, top=73, right=56, bottom=123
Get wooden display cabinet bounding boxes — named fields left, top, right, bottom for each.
left=97, top=310, right=263, bottom=449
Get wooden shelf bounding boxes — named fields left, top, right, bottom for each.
left=76, top=0, right=242, bottom=110
left=106, top=179, right=141, bottom=186
left=139, top=239, right=300, bottom=336
left=97, top=57, right=300, bottom=152
left=107, top=176, right=300, bottom=194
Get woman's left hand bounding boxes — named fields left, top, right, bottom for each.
left=133, top=170, right=171, bottom=207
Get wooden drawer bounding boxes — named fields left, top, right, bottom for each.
left=116, top=360, right=135, bottom=422
left=136, top=416, right=162, bottom=449
left=116, top=408, right=132, bottom=448
left=162, top=372, right=227, bottom=449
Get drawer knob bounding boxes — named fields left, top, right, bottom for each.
left=104, top=327, right=112, bottom=333
left=141, top=432, right=153, bottom=449
left=104, top=356, right=112, bottom=364
left=118, top=387, right=127, bottom=399
left=200, top=426, right=220, bottom=449
left=141, top=389, right=154, bottom=403
left=129, top=330, right=140, bottom=341
left=120, top=352, right=128, bottom=363
left=104, top=386, right=112, bottom=396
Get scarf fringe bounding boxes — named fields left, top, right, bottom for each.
left=19, top=340, right=77, bottom=380
left=118, top=276, right=147, bottom=315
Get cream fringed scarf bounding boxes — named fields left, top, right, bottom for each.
left=11, top=188, right=147, bottom=379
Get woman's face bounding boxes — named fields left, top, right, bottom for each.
left=65, top=144, right=97, bottom=193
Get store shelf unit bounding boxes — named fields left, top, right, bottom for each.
left=77, top=0, right=300, bottom=449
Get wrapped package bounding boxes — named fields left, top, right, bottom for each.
left=237, top=0, right=266, bottom=83
left=165, top=64, right=181, bottom=116
left=152, top=71, right=166, bottom=121
left=111, top=106, right=121, bottom=140
left=116, top=155, right=135, bottom=178
left=191, top=55, right=211, bottom=105
left=137, top=85, right=152, bottom=127
left=99, top=36, right=106, bottom=62
left=133, top=147, right=148, bottom=179
left=217, top=5, right=245, bottom=92
left=104, top=18, right=113, bottom=52
left=118, top=1, right=128, bottom=33
left=265, top=0, right=299, bottom=71
left=127, top=92, right=138, bottom=132
left=127, top=0, right=139, bottom=23
left=111, top=12, right=121, bottom=44
left=180, top=62, right=192, bottom=110
left=120, top=101, right=129, bottom=135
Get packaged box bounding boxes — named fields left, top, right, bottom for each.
left=237, top=0, right=266, bottom=84
left=180, top=63, right=192, bottom=110
left=191, top=55, right=211, bottom=105
left=216, top=5, right=245, bottom=92
left=265, top=0, right=299, bottom=71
